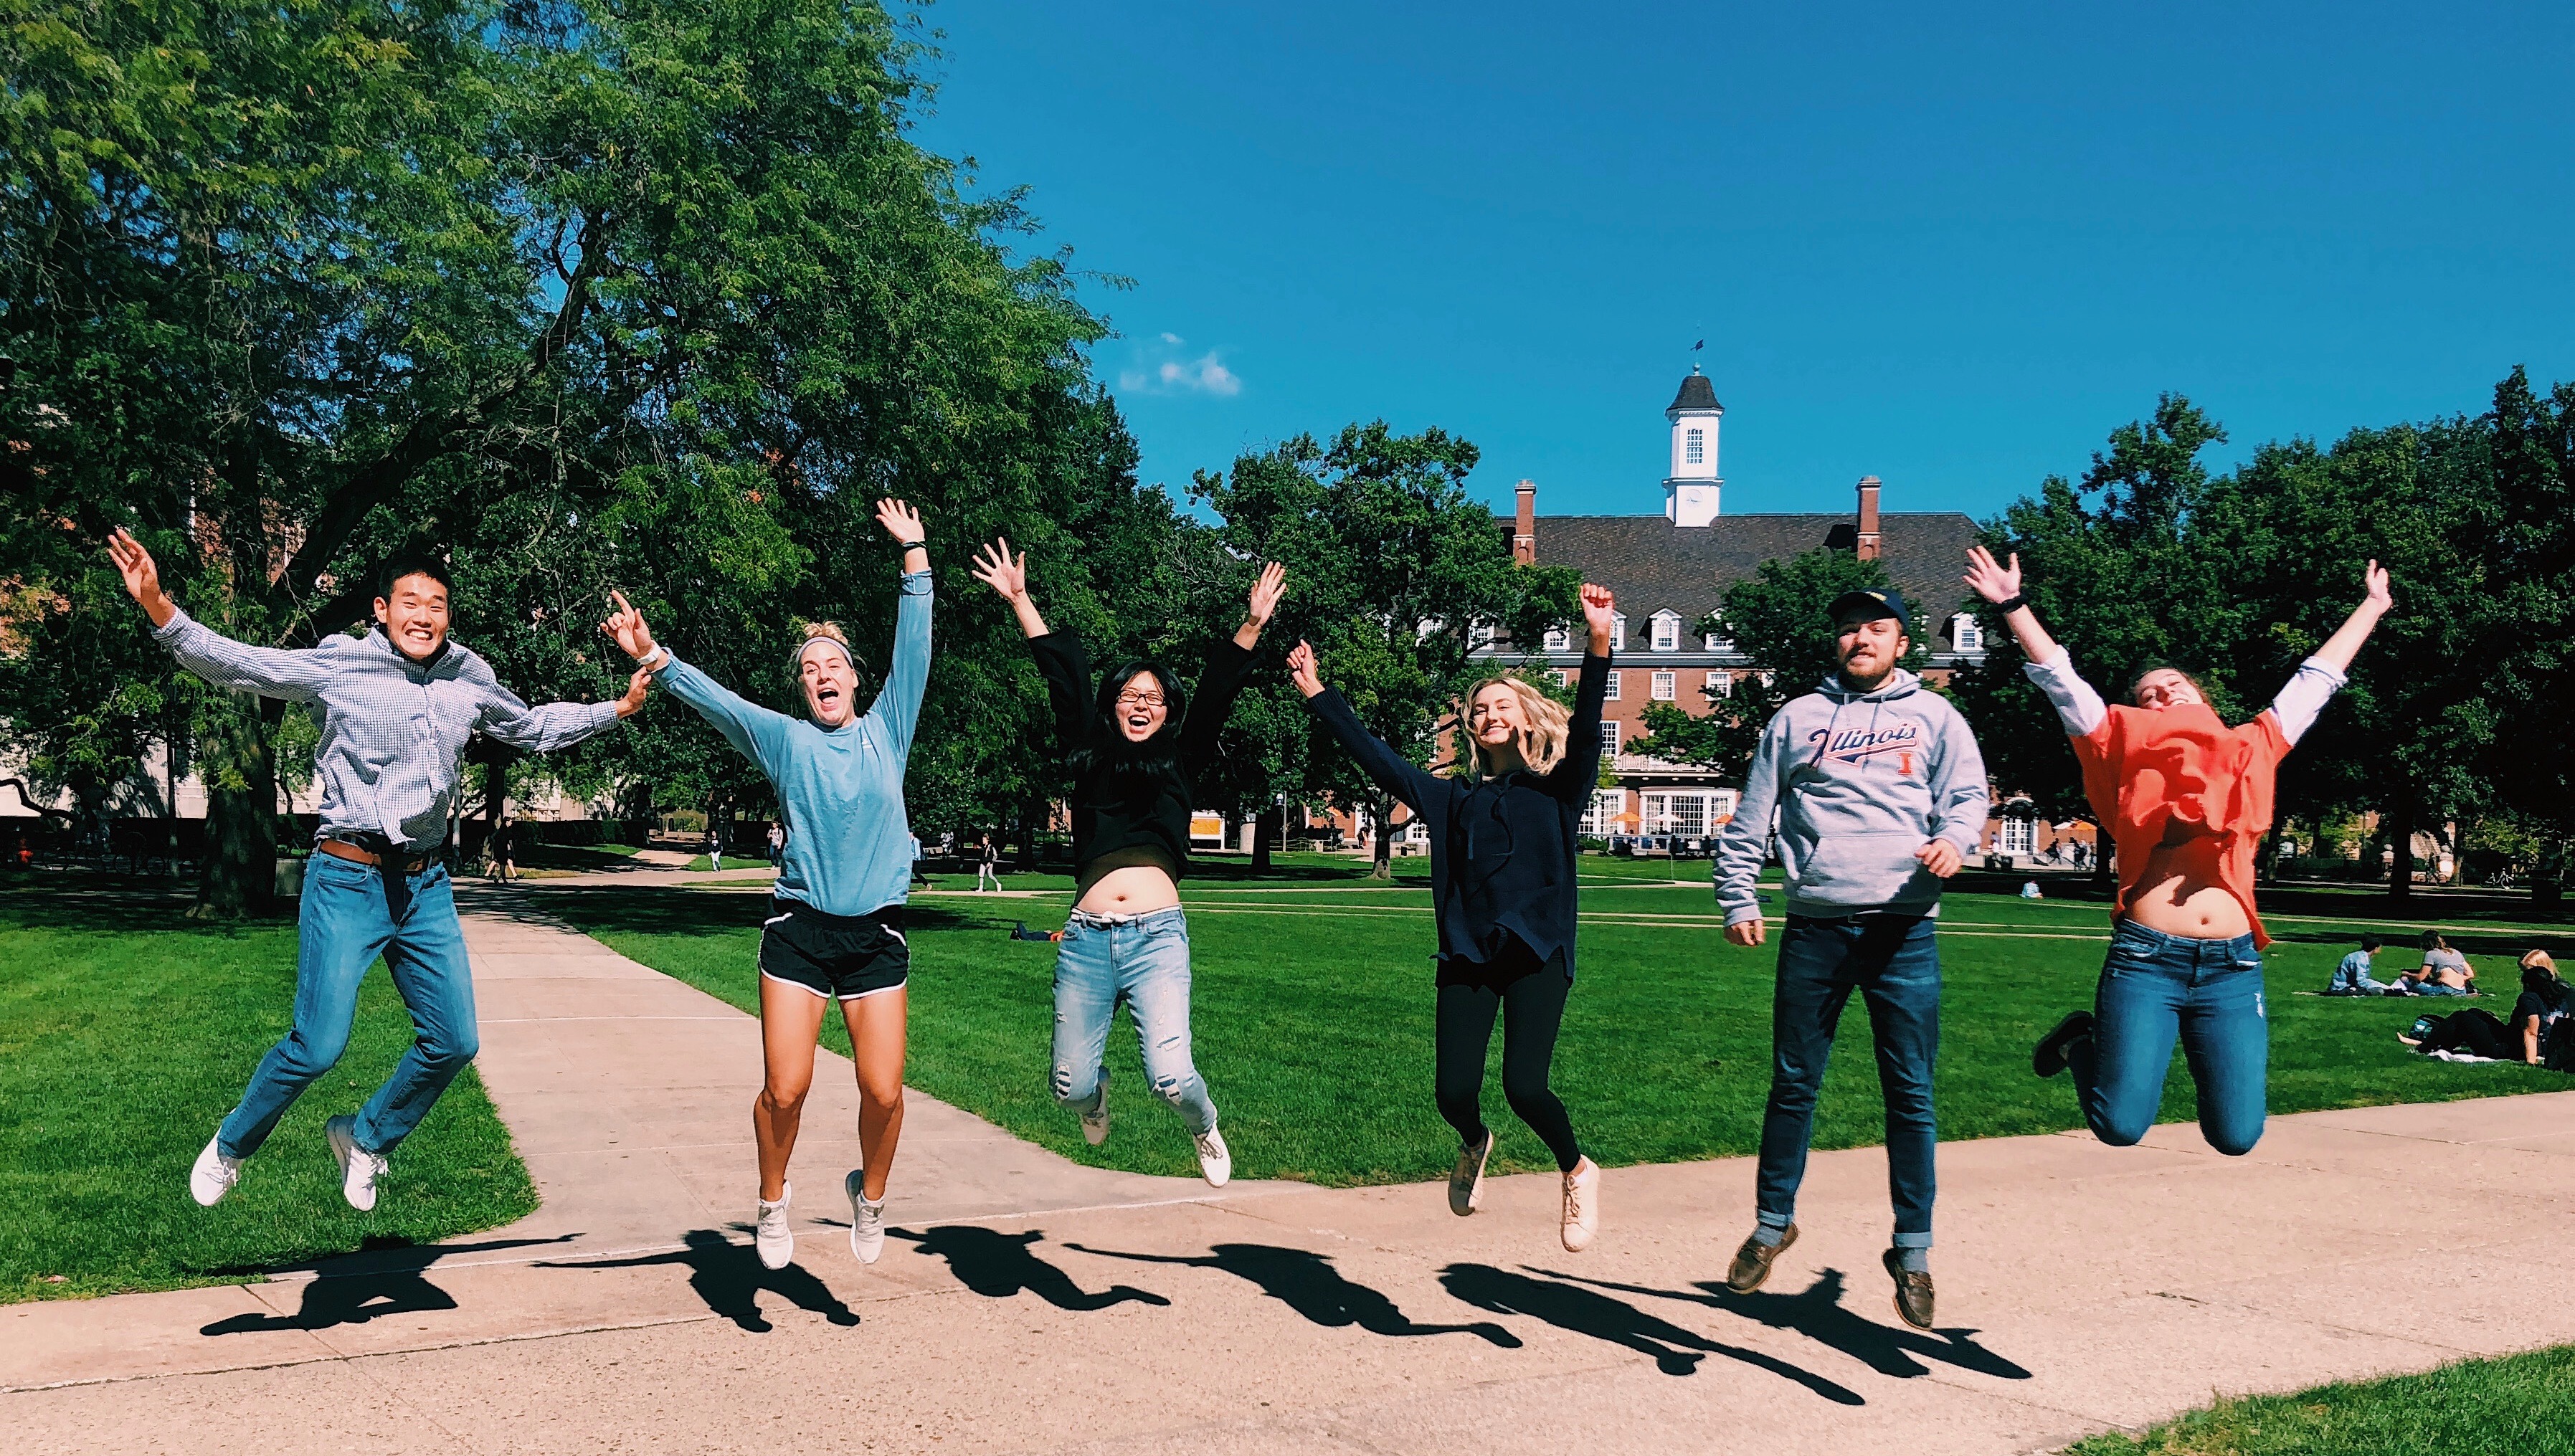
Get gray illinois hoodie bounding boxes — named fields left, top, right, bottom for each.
left=1713, top=669, right=1991, bottom=926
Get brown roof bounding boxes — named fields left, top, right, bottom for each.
left=1522, top=512, right=1983, bottom=629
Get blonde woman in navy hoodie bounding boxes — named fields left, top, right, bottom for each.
left=1710, top=587, right=1989, bottom=1331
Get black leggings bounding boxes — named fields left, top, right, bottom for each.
left=1434, top=940, right=1582, bottom=1173
left=2419, top=1009, right=2517, bottom=1060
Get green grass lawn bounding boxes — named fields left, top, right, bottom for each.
left=2066, top=1346, right=2575, bottom=1455
left=0, top=883, right=537, bottom=1303
left=556, top=873, right=2575, bottom=1187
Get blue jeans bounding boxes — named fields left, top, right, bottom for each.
left=2072, top=920, right=2267, bottom=1156
left=1051, top=907, right=1218, bottom=1136
left=1757, top=913, right=1940, bottom=1248
left=216, top=854, right=478, bottom=1160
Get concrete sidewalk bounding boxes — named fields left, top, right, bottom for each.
left=7, top=900, right=2574, bottom=1455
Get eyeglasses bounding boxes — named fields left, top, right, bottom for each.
left=1115, top=690, right=1167, bottom=709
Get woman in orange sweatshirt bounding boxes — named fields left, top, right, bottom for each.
left=1964, top=547, right=2391, bottom=1154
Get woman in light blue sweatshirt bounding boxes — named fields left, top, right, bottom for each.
left=604, top=499, right=931, bottom=1273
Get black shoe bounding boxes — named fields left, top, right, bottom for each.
left=1725, top=1223, right=1797, bottom=1294
left=2033, top=1010, right=2095, bottom=1078
left=1882, top=1247, right=1935, bottom=1331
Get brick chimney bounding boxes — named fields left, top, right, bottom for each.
left=1854, top=475, right=1882, bottom=561
left=1513, top=479, right=1537, bottom=564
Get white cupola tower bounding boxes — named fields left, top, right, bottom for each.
left=1663, top=367, right=1723, bottom=527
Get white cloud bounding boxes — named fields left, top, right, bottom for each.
left=1119, top=333, right=1243, bottom=399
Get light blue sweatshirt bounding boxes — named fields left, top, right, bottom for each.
left=652, top=570, right=932, bottom=917
left=1714, top=668, right=1991, bottom=926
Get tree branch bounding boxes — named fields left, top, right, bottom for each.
left=0, top=779, right=75, bottom=824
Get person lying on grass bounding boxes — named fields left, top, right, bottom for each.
left=2401, top=953, right=2571, bottom=1066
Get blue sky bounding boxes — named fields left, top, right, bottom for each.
left=909, top=1, right=2575, bottom=525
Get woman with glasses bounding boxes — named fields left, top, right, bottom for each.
left=1284, top=583, right=1618, bottom=1252
left=970, top=541, right=1285, bottom=1184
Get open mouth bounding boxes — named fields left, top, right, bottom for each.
left=816, top=687, right=843, bottom=710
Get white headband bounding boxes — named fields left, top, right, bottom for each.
left=795, top=637, right=853, bottom=673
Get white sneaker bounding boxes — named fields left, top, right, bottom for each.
left=1561, top=1157, right=1601, bottom=1252
left=755, top=1184, right=795, bottom=1270
left=1195, top=1126, right=1232, bottom=1188
left=1448, top=1132, right=1492, bottom=1217
left=325, top=1115, right=386, bottom=1213
left=1080, top=1077, right=1111, bottom=1147
left=845, top=1170, right=886, bottom=1265
left=190, top=1134, right=242, bottom=1207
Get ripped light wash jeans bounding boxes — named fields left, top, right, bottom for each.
left=1051, top=905, right=1218, bottom=1136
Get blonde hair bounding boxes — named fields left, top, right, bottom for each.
left=791, top=620, right=854, bottom=672
left=1461, top=675, right=1573, bottom=779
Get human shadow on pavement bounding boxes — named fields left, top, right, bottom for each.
left=1439, top=1264, right=1864, bottom=1402
left=1535, top=1266, right=2031, bottom=1381
left=1065, top=1241, right=1521, bottom=1346
left=201, top=1268, right=458, bottom=1335
left=541, top=1229, right=858, bottom=1332
left=894, top=1227, right=1169, bottom=1310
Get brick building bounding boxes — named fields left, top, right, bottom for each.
left=1459, top=367, right=2025, bottom=851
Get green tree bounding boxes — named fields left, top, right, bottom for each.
left=1196, top=422, right=1580, bottom=877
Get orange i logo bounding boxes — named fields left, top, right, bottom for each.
left=1899, top=752, right=1913, bottom=775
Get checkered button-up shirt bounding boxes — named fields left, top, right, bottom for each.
left=153, top=607, right=623, bottom=850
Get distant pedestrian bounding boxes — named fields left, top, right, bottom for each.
left=975, top=833, right=1002, bottom=893
left=767, top=823, right=785, bottom=863
left=706, top=822, right=725, bottom=873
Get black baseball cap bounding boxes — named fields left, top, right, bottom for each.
left=1828, top=587, right=1909, bottom=627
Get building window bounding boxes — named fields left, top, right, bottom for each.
left=1706, top=670, right=1730, bottom=699
left=1551, top=669, right=1570, bottom=687
left=1583, top=789, right=1627, bottom=838
left=1651, top=671, right=1676, bottom=701
left=2000, top=817, right=2037, bottom=856
left=1602, top=670, right=1621, bottom=700
left=1950, top=612, right=1983, bottom=652
left=1598, top=720, right=1621, bottom=756
left=1543, top=626, right=1570, bottom=652
left=1469, top=620, right=1497, bottom=648
left=1610, top=613, right=1627, bottom=651
left=1651, top=612, right=1679, bottom=652
left=1684, top=428, right=1704, bottom=465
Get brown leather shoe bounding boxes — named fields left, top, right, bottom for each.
left=1883, top=1247, right=1935, bottom=1330
left=1725, top=1224, right=1797, bottom=1293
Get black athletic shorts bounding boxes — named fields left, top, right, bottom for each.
left=759, top=897, right=909, bottom=1001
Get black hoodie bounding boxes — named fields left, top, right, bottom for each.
left=1028, top=630, right=1255, bottom=880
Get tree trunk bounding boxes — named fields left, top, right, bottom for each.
left=1018, top=796, right=1043, bottom=871
left=2386, top=789, right=2417, bottom=905
left=195, top=697, right=280, bottom=918
left=1251, top=806, right=1275, bottom=874
left=1370, top=789, right=1393, bottom=881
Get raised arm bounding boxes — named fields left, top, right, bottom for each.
left=971, top=538, right=1051, bottom=639
left=470, top=657, right=636, bottom=753
left=2264, top=560, right=2389, bottom=746
left=1288, top=639, right=1440, bottom=814
left=1545, top=584, right=1618, bottom=797
left=1180, top=562, right=1286, bottom=772
left=601, top=589, right=793, bottom=771
left=1965, top=545, right=2107, bottom=736
left=110, top=528, right=331, bottom=701
left=868, top=498, right=935, bottom=751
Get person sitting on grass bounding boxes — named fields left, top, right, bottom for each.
left=602, top=498, right=931, bottom=1274
left=2328, top=934, right=2396, bottom=995
left=2396, top=931, right=2475, bottom=996
left=110, top=530, right=648, bottom=1214
left=1286, top=583, right=1619, bottom=1257
left=2401, top=953, right=2571, bottom=1065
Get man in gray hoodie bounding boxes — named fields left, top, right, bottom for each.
left=1711, top=586, right=1989, bottom=1331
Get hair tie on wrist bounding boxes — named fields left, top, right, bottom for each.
left=1996, top=594, right=2028, bottom=614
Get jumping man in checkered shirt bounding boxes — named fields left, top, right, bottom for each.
left=108, top=530, right=649, bottom=1213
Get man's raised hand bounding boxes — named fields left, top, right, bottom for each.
left=875, top=498, right=926, bottom=546
left=601, top=590, right=659, bottom=663
left=107, top=528, right=176, bottom=627
left=970, top=540, right=1028, bottom=600
left=1963, top=546, right=2021, bottom=606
